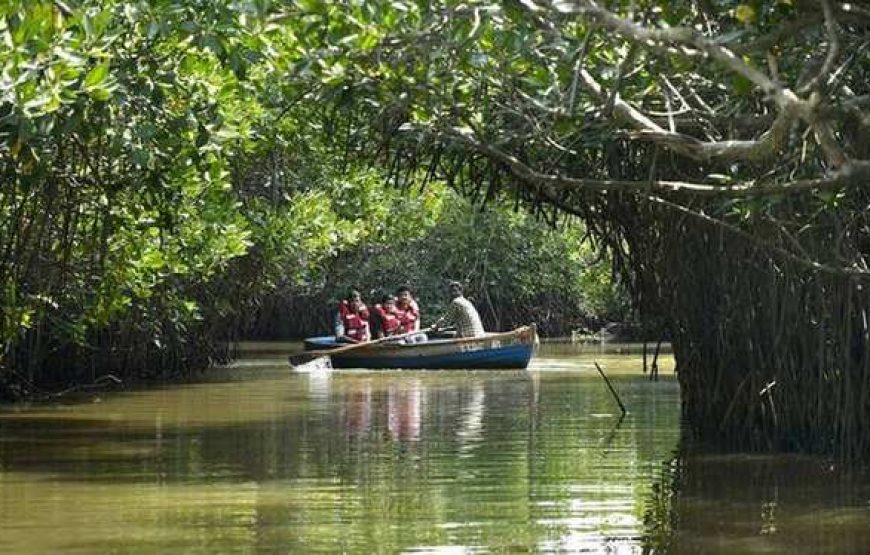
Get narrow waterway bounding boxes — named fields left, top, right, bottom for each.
left=1, top=342, right=869, bottom=553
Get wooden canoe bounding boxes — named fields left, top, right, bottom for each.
left=300, top=325, right=539, bottom=370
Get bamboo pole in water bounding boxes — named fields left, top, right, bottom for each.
left=594, top=362, right=627, bottom=416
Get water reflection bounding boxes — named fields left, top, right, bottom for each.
left=344, top=379, right=372, bottom=440
left=2, top=344, right=856, bottom=554
left=648, top=449, right=870, bottom=554
left=340, top=378, right=493, bottom=448
left=388, top=379, right=422, bottom=442
left=456, top=381, right=485, bottom=454
left=0, top=347, right=686, bottom=553
left=307, top=370, right=332, bottom=406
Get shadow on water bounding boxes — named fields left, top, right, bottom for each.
left=22, top=341, right=866, bottom=553
left=0, top=342, right=686, bottom=553
left=6, top=342, right=870, bottom=553
left=640, top=443, right=870, bottom=555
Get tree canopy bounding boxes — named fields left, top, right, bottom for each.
left=4, top=0, right=870, bottom=459
left=0, top=0, right=624, bottom=395
left=307, top=0, right=870, bottom=275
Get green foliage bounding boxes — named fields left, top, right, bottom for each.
left=0, top=0, right=291, bottom=383
left=312, top=184, right=628, bottom=335
left=0, top=0, right=631, bottom=394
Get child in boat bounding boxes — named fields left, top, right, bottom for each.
left=395, top=286, right=420, bottom=333
left=396, top=286, right=428, bottom=343
left=335, top=289, right=370, bottom=343
left=371, top=295, right=402, bottom=339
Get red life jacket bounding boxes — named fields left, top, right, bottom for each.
left=339, top=300, right=370, bottom=341
left=395, top=299, right=419, bottom=334
left=373, top=304, right=401, bottom=335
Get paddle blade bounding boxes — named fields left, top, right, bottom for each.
left=289, top=353, right=333, bottom=373
left=288, top=353, right=332, bottom=372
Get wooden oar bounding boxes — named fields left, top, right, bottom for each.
left=289, top=327, right=434, bottom=369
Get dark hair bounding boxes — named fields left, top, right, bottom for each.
left=396, top=285, right=412, bottom=295
left=380, top=294, right=396, bottom=304
left=347, top=289, right=361, bottom=301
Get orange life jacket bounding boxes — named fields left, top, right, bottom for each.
left=339, top=300, right=370, bottom=341
left=373, top=304, right=402, bottom=335
left=395, top=299, right=419, bottom=334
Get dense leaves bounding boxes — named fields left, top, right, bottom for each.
left=8, top=0, right=870, bottom=465
left=0, top=0, right=624, bottom=397
left=304, top=0, right=870, bottom=462
left=0, top=0, right=285, bottom=390
left=262, top=184, right=627, bottom=339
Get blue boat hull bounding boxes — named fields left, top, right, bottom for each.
left=330, top=342, right=533, bottom=369
left=300, top=326, right=537, bottom=370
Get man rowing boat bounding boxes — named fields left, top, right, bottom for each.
left=432, top=281, right=485, bottom=338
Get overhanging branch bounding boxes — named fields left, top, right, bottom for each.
left=408, top=126, right=870, bottom=198
left=545, top=0, right=850, bottom=167
left=578, top=69, right=793, bottom=162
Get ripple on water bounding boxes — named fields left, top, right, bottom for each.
left=0, top=345, right=685, bottom=553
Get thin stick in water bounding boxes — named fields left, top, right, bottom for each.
left=594, top=361, right=628, bottom=416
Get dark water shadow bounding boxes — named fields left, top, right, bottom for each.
left=640, top=442, right=870, bottom=554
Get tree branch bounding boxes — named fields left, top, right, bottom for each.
left=579, top=69, right=793, bottom=162
left=551, top=0, right=851, bottom=166
left=798, top=0, right=840, bottom=94
left=558, top=0, right=802, bottom=111
left=730, top=15, right=821, bottom=55
left=404, top=125, right=870, bottom=198
left=647, top=195, right=870, bottom=278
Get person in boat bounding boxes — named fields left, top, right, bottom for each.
left=335, top=289, right=370, bottom=343
left=432, top=281, right=485, bottom=338
left=371, top=294, right=402, bottom=339
left=395, top=286, right=420, bottom=333
left=394, top=285, right=429, bottom=343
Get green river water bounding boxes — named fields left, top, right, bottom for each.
left=1, top=342, right=869, bottom=553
